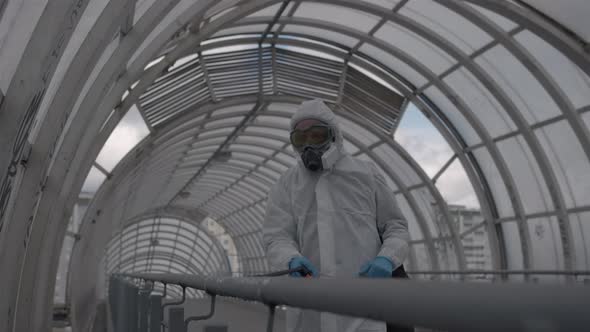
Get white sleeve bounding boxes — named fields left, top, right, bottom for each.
left=262, top=177, right=301, bottom=270
left=371, top=164, right=410, bottom=267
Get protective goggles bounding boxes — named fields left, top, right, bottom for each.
left=290, top=125, right=333, bottom=149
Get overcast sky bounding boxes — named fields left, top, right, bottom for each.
left=396, top=104, right=479, bottom=208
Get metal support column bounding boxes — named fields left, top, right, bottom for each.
left=266, top=305, right=276, bottom=332
left=149, top=295, right=163, bottom=332
left=169, top=307, right=186, bottom=332
left=138, top=285, right=151, bottom=332
left=125, top=281, right=139, bottom=332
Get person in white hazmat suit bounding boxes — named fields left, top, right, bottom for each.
left=263, top=99, right=410, bottom=332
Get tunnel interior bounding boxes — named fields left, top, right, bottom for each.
left=0, top=1, right=589, bottom=331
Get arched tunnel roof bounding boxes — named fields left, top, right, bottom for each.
left=0, top=1, right=589, bottom=331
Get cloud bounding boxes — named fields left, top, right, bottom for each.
left=96, top=106, right=150, bottom=171
left=82, top=106, right=150, bottom=193
left=395, top=106, right=480, bottom=209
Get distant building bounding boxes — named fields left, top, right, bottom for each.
left=448, top=205, right=492, bottom=271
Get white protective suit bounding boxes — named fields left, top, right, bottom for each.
left=263, top=99, right=410, bottom=332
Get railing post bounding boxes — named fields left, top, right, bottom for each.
left=138, top=283, right=152, bottom=332
left=148, top=295, right=163, bottom=332
left=266, top=305, right=276, bottom=332
left=108, top=277, right=125, bottom=332
left=169, top=307, right=186, bottom=332
left=108, top=278, right=115, bottom=330
left=125, top=280, right=139, bottom=332
left=162, top=286, right=186, bottom=331
left=185, top=293, right=217, bottom=330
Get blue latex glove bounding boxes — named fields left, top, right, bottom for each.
left=289, top=256, right=319, bottom=277
left=359, top=256, right=395, bottom=278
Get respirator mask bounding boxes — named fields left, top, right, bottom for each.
left=290, top=122, right=336, bottom=172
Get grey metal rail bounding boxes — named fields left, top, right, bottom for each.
left=120, top=272, right=590, bottom=331
left=409, top=269, right=590, bottom=276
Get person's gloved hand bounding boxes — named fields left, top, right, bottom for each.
left=359, top=256, right=395, bottom=278
left=289, top=256, right=318, bottom=277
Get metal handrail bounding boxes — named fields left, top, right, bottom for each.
left=231, top=269, right=590, bottom=277
left=184, top=293, right=217, bottom=329
left=409, top=270, right=590, bottom=276
left=161, top=285, right=186, bottom=331
left=120, top=272, right=590, bottom=331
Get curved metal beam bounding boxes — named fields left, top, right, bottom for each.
left=208, top=20, right=522, bottom=269
left=133, top=95, right=453, bottom=269
left=463, top=0, right=590, bottom=76
left=235, top=8, right=535, bottom=270
left=190, top=30, right=506, bottom=268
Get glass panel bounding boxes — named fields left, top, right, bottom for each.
left=257, top=167, right=281, bottom=181
left=374, top=21, right=456, bottom=75
left=348, top=61, right=402, bottom=94
left=266, top=159, right=288, bottom=173
left=294, top=2, right=381, bottom=33
left=370, top=159, right=398, bottom=192
left=475, top=45, right=561, bottom=124
left=523, top=1, right=590, bottom=42
left=230, top=143, right=274, bottom=156
left=81, top=166, right=106, bottom=194
left=534, top=120, right=590, bottom=208
left=515, top=30, right=590, bottom=109
left=244, top=126, right=289, bottom=138
left=496, top=136, right=554, bottom=214
left=267, top=102, right=296, bottom=114
left=411, top=188, right=440, bottom=237
left=212, top=24, right=268, bottom=38
left=212, top=104, right=255, bottom=117
left=337, top=116, right=380, bottom=146
left=360, top=0, right=399, bottom=10
left=444, top=68, right=516, bottom=138
left=373, top=144, right=422, bottom=186
left=281, top=24, right=359, bottom=48
left=396, top=194, right=423, bottom=241
left=453, top=207, right=493, bottom=271
left=359, top=43, right=428, bottom=87
left=501, top=221, right=524, bottom=270
left=204, top=116, right=245, bottom=129
left=176, top=236, right=195, bottom=252
left=276, top=44, right=343, bottom=62
left=400, top=0, right=492, bottom=54
left=96, top=105, right=150, bottom=171
left=435, top=240, right=460, bottom=271
left=255, top=115, right=291, bottom=128
left=436, top=159, right=480, bottom=209
left=410, top=243, right=432, bottom=271
left=343, top=139, right=360, bottom=155
left=395, top=104, right=454, bottom=178
left=248, top=3, right=294, bottom=17
left=528, top=217, right=564, bottom=278
left=168, top=53, right=199, bottom=72
left=472, top=147, right=513, bottom=218
left=569, top=212, right=590, bottom=270
left=465, top=3, right=519, bottom=31
left=423, top=86, right=482, bottom=146
left=236, top=136, right=285, bottom=149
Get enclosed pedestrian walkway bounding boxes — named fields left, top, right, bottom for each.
left=0, top=1, right=589, bottom=331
